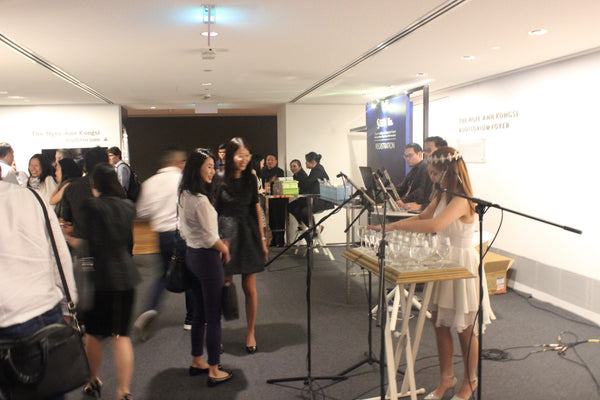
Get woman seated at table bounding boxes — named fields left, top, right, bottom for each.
left=288, top=152, right=333, bottom=230
left=368, top=147, right=495, bottom=400
left=289, top=159, right=307, bottom=187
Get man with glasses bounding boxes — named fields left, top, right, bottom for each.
left=395, top=143, right=432, bottom=212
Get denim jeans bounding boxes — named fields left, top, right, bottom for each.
left=0, top=303, right=66, bottom=400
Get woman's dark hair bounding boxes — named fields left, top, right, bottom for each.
left=305, top=152, right=322, bottom=164
left=290, top=159, right=302, bottom=168
left=250, top=153, right=263, bottom=174
left=179, top=148, right=215, bottom=203
left=27, top=153, right=55, bottom=186
left=224, top=137, right=253, bottom=189
left=58, top=158, right=82, bottom=181
left=91, top=162, right=126, bottom=198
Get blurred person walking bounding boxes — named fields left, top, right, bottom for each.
left=64, top=163, right=140, bottom=400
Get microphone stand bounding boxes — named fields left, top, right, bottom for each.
left=436, top=185, right=582, bottom=399
left=266, top=192, right=360, bottom=399
left=338, top=188, right=380, bottom=377
left=372, top=173, right=390, bottom=400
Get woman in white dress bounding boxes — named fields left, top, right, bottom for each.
left=27, top=153, right=57, bottom=206
left=369, top=146, right=494, bottom=400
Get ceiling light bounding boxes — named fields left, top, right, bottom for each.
left=201, top=82, right=212, bottom=86
left=201, top=5, right=216, bottom=24
left=0, top=90, right=7, bottom=95
left=363, top=79, right=433, bottom=99
left=491, top=46, right=501, bottom=50
left=416, top=72, right=427, bottom=77
left=461, top=55, right=475, bottom=61
left=528, top=28, right=548, bottom=36
left=201, top=31, right=218, bottom=37
left=7, top=95, right=24, bottom=99
left=150, top=106, right=156, bottom=109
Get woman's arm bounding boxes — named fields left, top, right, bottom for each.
left=370, top=196, right=471, bottom=234
left=256, top=203, right=269, bottom=260
left=49, top=182, right=70, bottom=205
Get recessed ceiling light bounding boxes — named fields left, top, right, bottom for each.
left=528, top=28, right=548, bottom=36
left=203, top=69, right=213, bottom=72
left=0, top=90, right=8, bottom=95
left=461, top=55, right=475, bottom=61
left=201, top=82, right=212, bottom=86
left=491, top=46, right=501, bottom=50
left=150, top=106, right=156, bottom=109
left=7, top=95, right=24, bottom=99
left=416, top=72, right=427, bottom=77
left=201, top=31, right=218, bottom=37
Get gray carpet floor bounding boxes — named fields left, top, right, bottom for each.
left=66, top=246, right=600, bottom=400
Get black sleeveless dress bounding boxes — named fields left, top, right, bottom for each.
left=215, top=176, right=264, bottom=275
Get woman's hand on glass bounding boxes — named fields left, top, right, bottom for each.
left=366, top=224, right=381, bottom=232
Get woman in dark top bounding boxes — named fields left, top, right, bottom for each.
left=51, top=157, right=82, bottom=218
left=288, top=152, right=333, bottom=227
left=289, top=159, right=308, bottom=190
left=215, top=137, right=268, bottom=353
left=68, top=162, right=140, bottom=400
left=261, top=153, right=285, bottom=246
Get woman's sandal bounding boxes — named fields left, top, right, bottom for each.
left=83, top=377, right=102, bottom=398
left=424, top=375, right=457, bottom=400
left=450, top=377, right=478, bottom=400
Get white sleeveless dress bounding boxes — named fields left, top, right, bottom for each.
left=430, top=195, right=495, bottom=334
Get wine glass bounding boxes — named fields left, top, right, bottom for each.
left=435, top=235, right=451, bottom=259
left=409, top=233, right=430, bottom=267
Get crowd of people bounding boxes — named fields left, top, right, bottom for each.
left=0, top=135, right=492, bottom=400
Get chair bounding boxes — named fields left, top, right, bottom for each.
left=292, top=216, right=335, bottom=261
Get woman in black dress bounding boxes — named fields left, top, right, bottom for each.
left=67, top=162, right=140, bottom=400
left=215, top=137, right=268, bottom=353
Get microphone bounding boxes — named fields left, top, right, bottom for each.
left=336, top=172, right=345, bottom=178
left=435, top=168, right=449, bottom=191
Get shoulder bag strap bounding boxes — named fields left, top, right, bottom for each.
left=28, top=188, right=75, bottom=312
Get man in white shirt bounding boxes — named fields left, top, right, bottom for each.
left=107, top=146, right=130, bottom=191
left=133, top=147, right=190, bottom=337
left=0, top=142, right=19, bottom=185
left=0, top=163, right=77, bottom=339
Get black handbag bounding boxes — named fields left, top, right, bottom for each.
left=221, top=281, right=239, bottom=321
left=0, top=189, right=91, bottom=400
left=164, top=244, right=191, bottom=293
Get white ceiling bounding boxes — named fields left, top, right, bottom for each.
left=1, top=0, right=599, bottom=116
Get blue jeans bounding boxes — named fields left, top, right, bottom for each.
left=0, top=303, right=66, bottom=400
left=147, top=231, right=193, bottom=320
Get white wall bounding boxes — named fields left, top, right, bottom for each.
left=414, top=51, right=600, bottom=281
left=0, top=104, right=122, bottom=170
left=280, top=104, right=365, bottom=243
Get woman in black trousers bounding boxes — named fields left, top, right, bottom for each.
left=178, top=149, right=233, bottom=386
left=288, top=151, right=334, bottom=227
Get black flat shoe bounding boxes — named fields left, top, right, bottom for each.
left=83, top=378, right=102, bottom=398
left=207, top=370, right=233, bottom=387
left=189, top=366, right=209, bottom=376
left=246, top=345, right=257, bottom=354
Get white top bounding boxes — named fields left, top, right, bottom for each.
left=0, top=159, right=19, bottom=185
left=29, top=175, right=58, bottom=208
left=0, top=181, right=77, bottom=327
left=430, top=195, right=495, bottom=334
left=136, top=166, right=182, bottom=232
left=178, top=190, right=220, bottom=249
